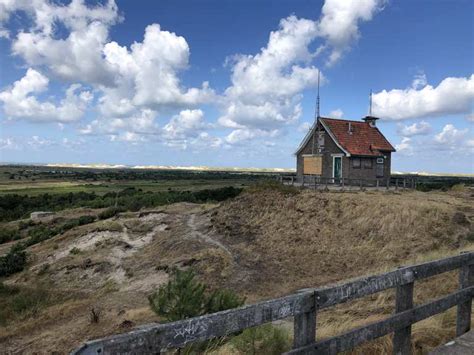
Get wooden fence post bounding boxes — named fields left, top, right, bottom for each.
left=376, top=179, right=380, bottom=190
left=293, top=294, right=317, bottom=349
left=387, top=178, right=390, bottom=190
left=403, top=179, right=406, bottom=189
left=395, top=179, right=399, bottom=190
left=456, top=258, right=474, bottom=336
left=393, top=278, right=414, bottom=355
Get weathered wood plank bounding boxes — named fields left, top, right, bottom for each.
left=314, top=252, right=473, bottom=309
left=456, top=263, right=474, bottom=336
left=393, top=281, right=414, bottom=355
left=286, top=287, right=474, bottom=355
left=73, top=291, right=314, bottom=355
left=72, top=253, right=474, bottom=355
left=293, top=303, right=317, bottom=348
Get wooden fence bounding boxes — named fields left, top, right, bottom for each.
left=73, top=252, right=474, bottom=355
left=280, top=175, right=416, bottom=190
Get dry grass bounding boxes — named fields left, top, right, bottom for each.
left=1, top=188, right=473, bottom=353
left=210, top=187, right=474, bottom=353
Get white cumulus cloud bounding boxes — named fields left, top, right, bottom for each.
left=329, top=108, right=344, bottom=118
left=317, top=0, right=386, bottom=66
left=395, top=137, right=413, bottom=156
left=219, top=15, right=320, bottom=138
left=373, top=74, right=474, bottom=120
left=0, top=68, right=92, bottom=122
left=434, top=124, right=468, bottom=145
left=397, top=121, right=431, bottom=137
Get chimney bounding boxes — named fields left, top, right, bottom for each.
left=348, top=122, right=353, bottom=134
left=363, top=115, right=379, bottom=127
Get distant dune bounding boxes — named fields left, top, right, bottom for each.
left=43, top=163, right=296, bottom=173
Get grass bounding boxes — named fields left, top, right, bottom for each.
left=0, top=283, right=55, bottom=326
left=0, top=179, right=255, bottom=196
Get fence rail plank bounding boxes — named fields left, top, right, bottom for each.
left=72, top=252, right=474, bottom=355
left=73, top=291, right=314, bottom=354
left=286, top=287, right=474, bottom=355
left=314, top=252, right=473, bottom=309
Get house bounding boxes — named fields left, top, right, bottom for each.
left=295, top=116, right=395, bottom=183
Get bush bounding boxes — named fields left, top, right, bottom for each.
left=0, top=247, right=27, bottom=277
left=148, top=269, right=244, bottom=322
left=99, top=207, right=125, bottom=220
left=0, top=226, right=21, bottom=244
left=78, top=215, right=96, bottom=225
left=25, top=225, right=56, bottom=246
left=231, top=324, right=291, bottom=355
left=61, top=219, right=80, bottom=231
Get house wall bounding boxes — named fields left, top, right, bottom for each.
left=296, top=122, right=344, bottom=179
left=296, top=123, right=393, bottom=183
left=345, top=153, right=392, bottom=184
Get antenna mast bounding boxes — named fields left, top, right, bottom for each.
left=369, top=89, right=372, bottom=116
left=315, top=70, right=320, bottom=120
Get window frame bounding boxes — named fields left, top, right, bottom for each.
left=363, top=158, right=373, bottom=169
left=352, top=157, right=361, bottom=169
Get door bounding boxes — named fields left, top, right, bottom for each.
left=376, top=158, right=384, bottom=177
left=333, top=156, right=342, bottom=180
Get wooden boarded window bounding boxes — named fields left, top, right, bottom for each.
left=303, top=156, right=322, bottom=175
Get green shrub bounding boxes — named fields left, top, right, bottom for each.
left=69, top=247, right=81, bottom=255
left=18, top=220, right=34, bottom=230
left=99, top=207, right=125, bottom=220
left=25, top=225, right=56, bottom=246
left=78, top=215, right=96, bottom=225
left=0, top=248, right=27, bottom=277
left=148, top=269, right=244, bottom=322
left=61, top=219, right=80, bottom=231
left=0, top=226, right=21, bottom=244
left=231, top=324, right=291, bottom=355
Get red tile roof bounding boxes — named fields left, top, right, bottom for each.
left=320, top=117, right=395, bottom=156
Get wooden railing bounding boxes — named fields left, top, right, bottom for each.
left=73, top=252, right=473, bottom=355
left=279, top=175, right=417, bottom=190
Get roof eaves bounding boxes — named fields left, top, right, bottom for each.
left=294, top=121, right=316, bottom=155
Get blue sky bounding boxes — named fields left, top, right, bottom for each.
left=0, top=0, right=472, bottom=173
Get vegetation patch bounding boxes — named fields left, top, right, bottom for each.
left=148, top=268, right=245, bottom=322
left=0, top=283, right=53, bottom=326
left=0, top=186, right=243, bottom=222
left=0, top=247, right=27, bottom=277
left=0, top=226, right=21, bottom=244
left=230, top=324, right=291, bottom=354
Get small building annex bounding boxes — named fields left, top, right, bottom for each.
left=295, top=116, right=396, bottom=183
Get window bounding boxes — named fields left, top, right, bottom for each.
left=377, top=157, right=384, bottom=164
left=363, top=158, right=373, bottom=169
left=352, top=158, right=361, bottom=169
left=317, top=132, right=325, bottom=147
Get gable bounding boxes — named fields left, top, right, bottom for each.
left=295, top=121, right=345, bottom=156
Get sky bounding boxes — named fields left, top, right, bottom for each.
left=0, top=0, right=472, bottom=173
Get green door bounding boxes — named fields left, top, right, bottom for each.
left=334, top=157, right=342, bottom=179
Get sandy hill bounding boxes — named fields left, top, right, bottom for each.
left=0, top=185, right=473, bottom=353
